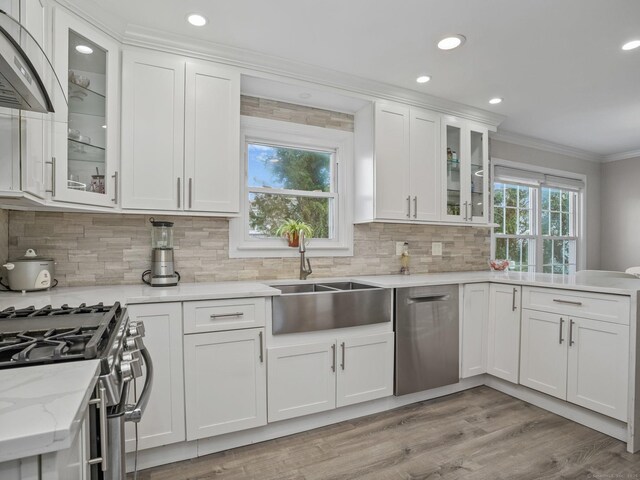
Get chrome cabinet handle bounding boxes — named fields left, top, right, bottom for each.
left=331, top=344, right=336, bottom=372
left=553, top=299, right=583, bottom=306
left=464, top=201, right=470, bottom=221
left=512, top=288, right=518, bottom=312
left=413, top=196, right=417, bottom=218
left=87, top=385, right=108, bottom=472
left=258, top=331, right=264, bottom=363
left=406, top=195, right=411, bottom=218
left=559, top=317, right=564, bottom=344
left=188, top=178, right=193, bottom=209
left=177, top=178, right=181, bottom=208
left=209, top=312, right=244, bottom=319
left=340, top=342, right=346, bottom=370
left=111, top=171, right=118, bottom=204
left=569, top=319, right=575, bottom=346
left=45, top=157, right=56, bottom=196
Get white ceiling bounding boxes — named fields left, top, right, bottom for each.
left=88, top=0, right=640, bottom=157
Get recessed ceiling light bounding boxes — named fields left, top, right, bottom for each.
left=75, top=45, right=93, bottom=55
left=299, top=92, right=312, bottom=99
left=489, top=97, right=503, bottom=105
left=622, top=40, right=640, bottom=51
left=437, top=35, right=466, bottom=50
left=416, top=75, right=431, bottom=84
left=187, top=14, right=207, bottom=27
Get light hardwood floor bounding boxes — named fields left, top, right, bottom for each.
left=131, top=387, right=640, bottom=479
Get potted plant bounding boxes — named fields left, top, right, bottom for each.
left=275, top=219, right=313, bottom=248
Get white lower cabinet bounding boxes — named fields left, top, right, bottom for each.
left=183, top=328, right=267, bottom=440
left=520, top=310, right=568, bottom=399
left=487, top=284, right=521, bottom=383
left=566, top=317, right=629, bottom=421
left=461, top=283, right=489, bottom=378
left=268, top=332, right=394, bottom=422
left=125, top=303, right=186, bottom=452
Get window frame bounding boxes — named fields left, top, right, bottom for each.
left=229, top=116, right=354, bottom=258
left=490, top=158, right=587, bottom=273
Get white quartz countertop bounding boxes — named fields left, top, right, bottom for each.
left=0, top=281, right=282, bottom=310
left=0, top=360, right=100, bottom=463
left=355, top=271, right=640, bottom=295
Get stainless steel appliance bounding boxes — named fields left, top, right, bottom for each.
left=1, top=249, right=57, bottom=292
left=142, top=218, right=180, bottom=287
left=0, top=10, right=64, bottom=112
left=395, top=285, right=459, bottom=395
left=0, top=302, right=153, bottom=479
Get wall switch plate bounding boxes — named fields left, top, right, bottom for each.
left=395, top=242, right=405, bottom=256
left=432, top=242, right=443, bottom=256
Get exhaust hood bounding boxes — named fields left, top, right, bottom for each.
left=0, top=9, right=65, bottom=113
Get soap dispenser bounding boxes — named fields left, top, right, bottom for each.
left=400, top=242, right=410, bottom=275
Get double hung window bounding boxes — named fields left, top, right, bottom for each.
left=492, top=164, right=583, bottom=274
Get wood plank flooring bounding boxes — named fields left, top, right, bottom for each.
left=130, top=387, right=640, bottom=479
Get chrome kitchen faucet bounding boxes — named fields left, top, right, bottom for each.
left=299, top=230, right=312, bottom=280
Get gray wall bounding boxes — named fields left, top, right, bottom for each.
left=0, top=209, right=7, bottom=264
left=600, top=156, right=640, bottom=271
left=490, top=140, right=602, bottom=269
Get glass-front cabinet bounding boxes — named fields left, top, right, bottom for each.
left=51, top=7, right=119, bottom=207
left=442, top=118, right=489, bottom=224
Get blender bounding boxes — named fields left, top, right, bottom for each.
left=142, top=218, right=180, bottom=287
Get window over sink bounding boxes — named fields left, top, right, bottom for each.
left=229, top=116, right=353, bottom=258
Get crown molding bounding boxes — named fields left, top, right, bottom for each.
left=490, top=130, right=603, bottom=163
left=602, top=149, right=640, bottom=163
left=53, top=0, right=126, bottom=41
left=121, top=24, right=505, bottom=127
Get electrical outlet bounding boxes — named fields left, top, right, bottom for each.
left=395, top=242, right=405, bottom=256
left=432, top=242, right=443, bottom=256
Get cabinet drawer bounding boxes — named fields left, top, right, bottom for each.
left=183, top=298, right=266, bottom=333
left=522, top=287, right=629, bottom=325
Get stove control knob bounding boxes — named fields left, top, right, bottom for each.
left=121, top=351, right=143, bottom=378
left=125, top=336, right=144, bottom=351
left=120, top=359, right=134, bottom=383
left=128, top=321, right=146, bottom=338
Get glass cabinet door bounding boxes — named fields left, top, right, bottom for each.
left=52, top=7, right=119, bottom=207
left=67, top=30, right=107, bottom=196
left=469, top=130, right=484, bottom=219
left=444, top=124, right=462, bottom=219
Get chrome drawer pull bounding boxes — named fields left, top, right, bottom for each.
left=553, top=299, right=583, bottom=306
left=559, top=318, right=564, bottom=344
left=340, top=342, right=346, bottom=370
left=331, top=344, right=336, bottom=372
left=569, top=319, right=575, bottom=346
left=209, top=312, right=244, bottom=319
left=258, top=331, right=264, bottom=363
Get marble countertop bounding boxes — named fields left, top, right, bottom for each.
left=0, top=360, right=100, bottom=463
left=0, top=281, right=282, bottom=310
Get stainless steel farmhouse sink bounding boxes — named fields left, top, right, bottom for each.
left=269, top=282, right=392, bottom=334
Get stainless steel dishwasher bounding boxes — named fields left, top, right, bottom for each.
left=395, top=284, right=459, bottom=395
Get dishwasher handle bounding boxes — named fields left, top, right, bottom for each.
left=407, top=294, right=451, bottom=304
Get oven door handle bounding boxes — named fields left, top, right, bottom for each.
left=124, top=346, right=154, bottom=423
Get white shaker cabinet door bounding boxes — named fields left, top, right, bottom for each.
left=184, top=61, right=240, bottom=213
left=409, top=107, right=441, bottom=222
left=121, top=50, right=185, bottom=210
left=125, top=303, right=185, bottom=451
left=335, top=332, right=394, bottom=407
left=267, top=341, right=336, bottom=422
left=461, top=283, right=489, bottom=378
left=487, top=284, right=521, bottom=383
left=373, top=102, right=411, bottom=220
left=519, top=310, right=568, bottom=400
left=183, top=328, right=266, bottom=440
left=567, top=317, right=629, bottom=422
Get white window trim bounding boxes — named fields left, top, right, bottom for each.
left=229, top=116, right=354, bottom=258
left=490, top=157, right=587, bottom=272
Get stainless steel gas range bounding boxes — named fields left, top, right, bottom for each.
left=0, top=303, right=153, bottom=480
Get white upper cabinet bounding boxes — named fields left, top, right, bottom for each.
left=355, top=102, right=441, bottom=223
left=121, top=49, right=185, bottom=210
left=121, top=49, right=240, bottom=214
left=442, top=119, right=490, bottom=224
left=51, top=7, right=120, bottom=207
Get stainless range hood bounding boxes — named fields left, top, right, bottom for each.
left=0, top=9, right=65, bottom=113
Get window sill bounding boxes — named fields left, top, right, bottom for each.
left=229, top=243, right=354, bottom=259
